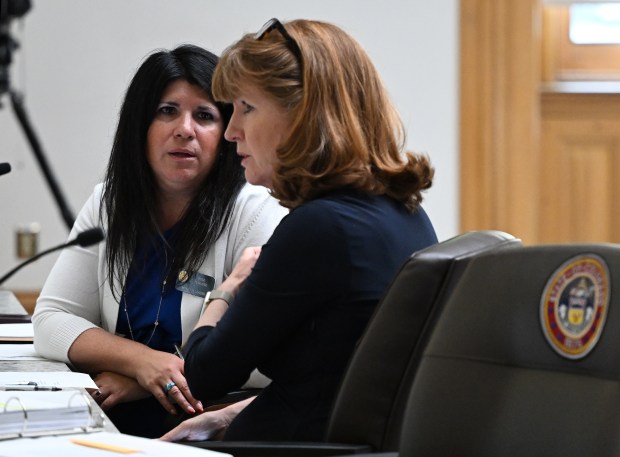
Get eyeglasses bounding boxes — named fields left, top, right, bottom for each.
left=255, top=18, right=303, bottom=71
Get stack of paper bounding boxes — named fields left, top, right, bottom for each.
left=0, top=323, right=34, bottom=342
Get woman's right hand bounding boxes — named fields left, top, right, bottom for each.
left=91, top=371, right=150, bottom=411
left=159, top=396, right=255, bottom=442
left=159, top=409, right=229, bottom=442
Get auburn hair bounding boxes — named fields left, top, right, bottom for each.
left=213, top=19, right=433, bottom=210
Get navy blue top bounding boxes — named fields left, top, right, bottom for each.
left=116, top=227, right=182, bottom=353
left=108, top=227, right=183, bottom=438
left=184, top=190, right=437, bottom=441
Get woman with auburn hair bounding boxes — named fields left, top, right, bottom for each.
left=162, top=19, right=437, bottom=442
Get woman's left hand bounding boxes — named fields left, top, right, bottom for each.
left=195, top=246, right=262, bottom=329
left=90, top=371, right=150, bottom=411
left=224, top=246, right=262, bottom=295
left=133, top=349, right=203, bottom=416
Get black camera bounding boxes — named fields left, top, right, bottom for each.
left=1, top=0, right=31, bottom=96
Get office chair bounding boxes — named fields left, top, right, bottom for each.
left=400, top=243, right=620, bottom=457
left=183, top=230, right=522, bottom=456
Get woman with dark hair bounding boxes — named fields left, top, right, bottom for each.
left=32, top=44, right=286, bottom=437
left=162, top=20, right=437, bottom=442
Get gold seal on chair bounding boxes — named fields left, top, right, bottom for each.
left=540, top=254, right=610, bottom=360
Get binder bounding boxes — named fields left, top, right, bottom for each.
left=0, top=390, right=104, bottom=440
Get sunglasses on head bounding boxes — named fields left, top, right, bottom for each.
left=255, top=18, right=303, bottom=71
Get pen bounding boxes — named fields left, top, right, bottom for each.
left=1, top=385, right=62, bottom=391
left=174, top=344, right=184, bottom=360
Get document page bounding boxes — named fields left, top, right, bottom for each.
left=0, top=344, right=44, bottom=361
left=0, top=372, right=98, bottom=389
left=0, top=431, right=232, bottom=456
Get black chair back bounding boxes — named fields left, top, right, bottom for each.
left=401, top=243, right=620, bottom=457
left=327, top=230, right=522, bottom=451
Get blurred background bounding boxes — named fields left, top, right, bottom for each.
left=0, top=0, right=459, bottom=294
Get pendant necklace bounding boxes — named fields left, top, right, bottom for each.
left=122, top=253, right=172, bottom=347
left=123, top=276, right=166, bottom=346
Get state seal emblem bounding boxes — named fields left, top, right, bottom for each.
left=540, top=254, right=610, bottom=359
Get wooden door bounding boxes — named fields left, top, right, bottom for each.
left=540, top=92, right=620, bottom=243
left=460, top=0, right=620, bottom=244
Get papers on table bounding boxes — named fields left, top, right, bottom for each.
left=0, top=323, right=33, bottom=342
left=0, top=372, right=98, bottom=389
left=0, top=291, right=29, bottom=315
left=0, top=344, right=44, bottom=361
left=0, top=431, right=232, bottom=456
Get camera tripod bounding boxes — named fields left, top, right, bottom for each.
left=1, top=0, right=74, bottom=230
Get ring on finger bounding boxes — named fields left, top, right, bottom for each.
left=164, top=381, right=176, bottom=393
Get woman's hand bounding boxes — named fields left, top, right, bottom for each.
left=133, top=349, right=203, bottom=416
left=67, top=328, right=203, bottom=415
left=159, top=409, right=229, bottom=442
left=89, top=372, right=150, bottom=411
left=220, top=246, right=262, bottom=296
left=159, top=396, right=255, bottom=442
left=195, top=246, right=262, bottom=329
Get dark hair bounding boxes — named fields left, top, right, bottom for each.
left=213, top=20, right=433, bottom=210
left=102, top=44, right=245, bottom=299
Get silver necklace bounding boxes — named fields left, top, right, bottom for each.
left=123, top=251, right=173, bottom=346
left=123, top=275, right=167, bottom=346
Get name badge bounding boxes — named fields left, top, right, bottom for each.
left=175, top=270, right=215, bottom=298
